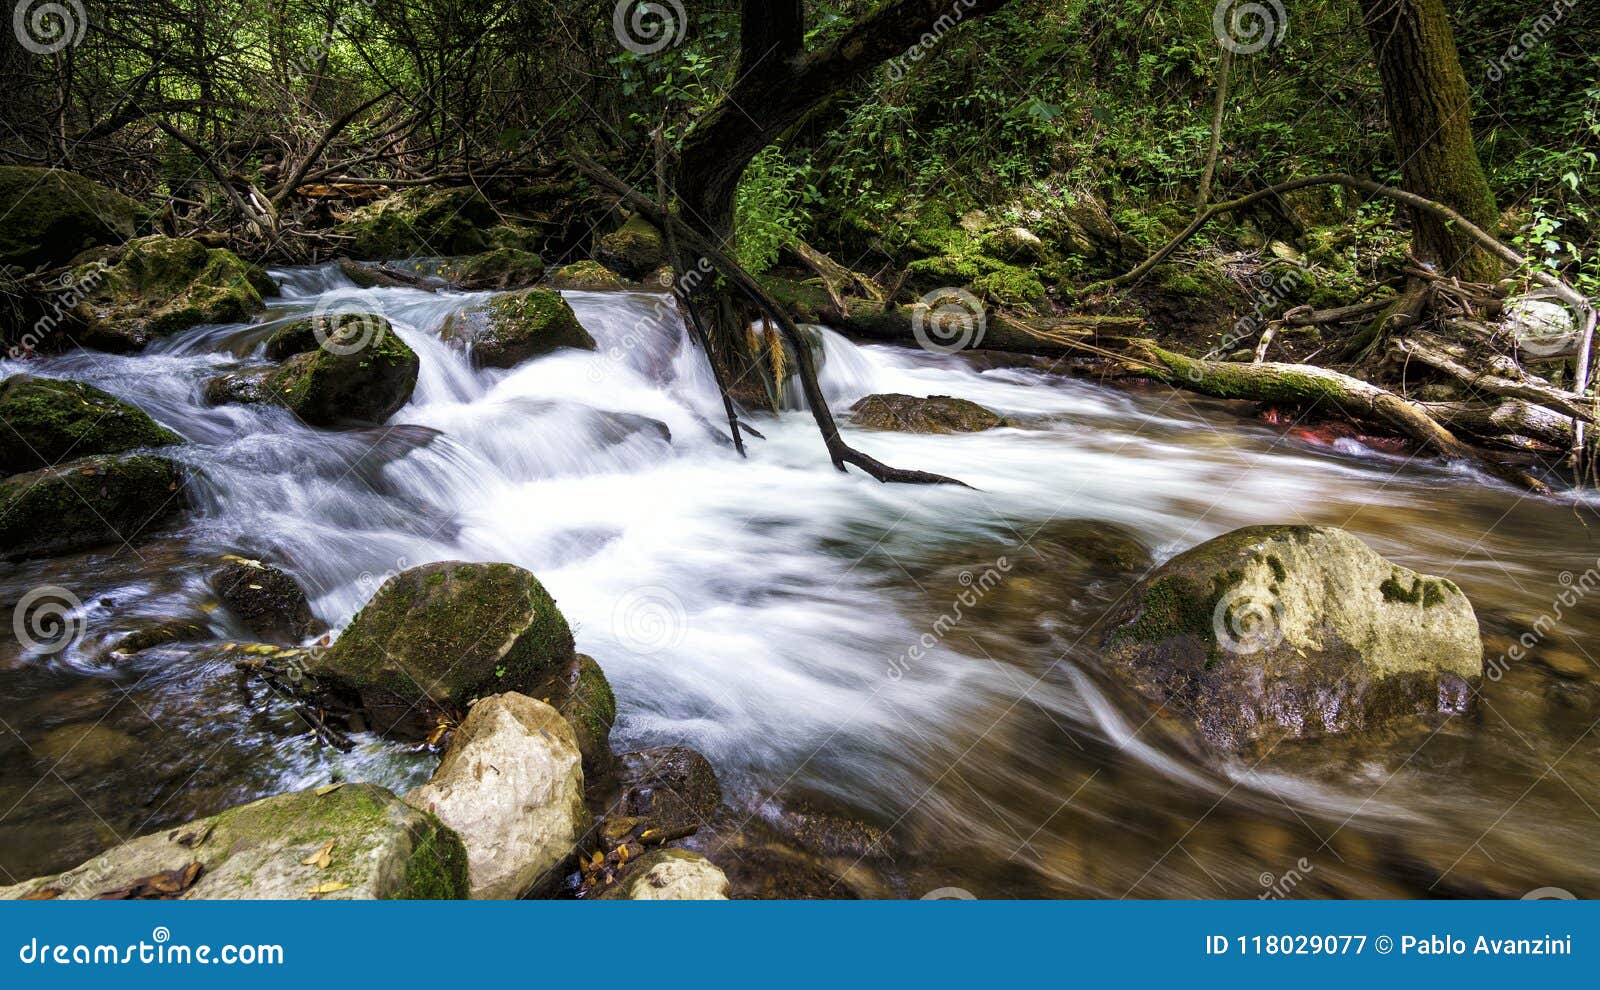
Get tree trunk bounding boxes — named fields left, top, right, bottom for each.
left=1359, top=0, right=1499, bottom=281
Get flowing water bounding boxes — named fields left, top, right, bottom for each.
left=2, top=265, right=1598, bottom=898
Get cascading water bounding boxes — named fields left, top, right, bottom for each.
left=2, top=264, right=1598, bottom=897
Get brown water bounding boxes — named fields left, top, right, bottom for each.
left=2, top=268, right=1596, bottom=898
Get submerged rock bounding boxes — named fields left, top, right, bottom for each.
left=1097, top=525, right=1483, bottom=752
left=596, top=848, right=730, bottom=900
left=544, top=260, right=626, bottom=291
left=606, top=746, right=721, bottom=840
left=0, top=453, right=186, bottom=560
left=440, top=287, right=593, bottom=368
left=302, top=561, right=575, bottom=737
left=209, top=555, right=324, bottom=643
left=69, top=236, right=267, bottom=351
left=0, top=783, right=468, bottom=900
left=337, top=186, right=498, bottom=259
left=34, top=724, right=141, bottom=776
left=207, top=313, right=419, bottom=426
left=849, top=393, right=1009, bottom=433
left=405, top=693, right=589, bottom=899
left=0, top=167, right=139, bottom=270
left=0, top=375, right=180, bottom=475
left=594, top=215, right=666, bottom=279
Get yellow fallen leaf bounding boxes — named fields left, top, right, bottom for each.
left=302, top=839, right=335, bottom=869
left=306, top=881, right=349, bottom=895
left=315, top=782, right=345, bottom=796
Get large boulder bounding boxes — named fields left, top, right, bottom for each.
left=69, top=236, right=267, bottom=351
left=206, top=313, right=419, bottom=425
left=302, top=561, right=575, bottom=737
left=0, top=454, right=186, bottom=560
left=440, top=287, right=594, bottom=369
left=594, top=215, right=666, bottom=280
left=0, top=167, right=139, bottom=270
left=209, top=555, right=324, bottom=643
left=849, top=393, right=1009, bottom=433
left=0, top=375, right=180, bottom=475
left=544, top=260, right=626, bottom=291
left=440, top=248, right=545, bottom=291
left=1097, top=525, right=1483, bottom=752
left=596, top=849, right=730, bottom=900
left=0, top=783, right=468, bottom=900
left=337, top=186, right=498, bottom=259
left=405, top=693, right=589, bottom=899
left=600, top=746, right=721, bottom=844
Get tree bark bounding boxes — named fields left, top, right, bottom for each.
left=1358, top=0, right=1500, bottom=280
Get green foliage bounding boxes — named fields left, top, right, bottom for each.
left=733, top=145, right=816, bottom=274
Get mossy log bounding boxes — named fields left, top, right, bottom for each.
left=1125, top=341, right=1549, bottom=495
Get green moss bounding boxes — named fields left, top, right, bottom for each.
left=0, top=376, right=179, bottom=473
left=441, top=247, right=544, bottom=290
left=1380, top=573, right=1449, bottom=607
left=595, top=214, right=666, bottom=277
left=73, top=237, right=265, bottom=350
left=1266, top=555, right=1288, bottom=584
left=545, top=260, right=625, bottom=290
left=399, top=816, right=470, bottom=899
left=337, top=186, right=497, bottom=259
left=250, top=315, right=419, bottom=425
left=0, top=167, right=139, bottom=269
left=565, top=653, right=617, bottom=743
left=0, top=453, right=185, bottom=560
left=970, top=266, right=1049, bottom=311
left=443, top=287, right=593, bottom=368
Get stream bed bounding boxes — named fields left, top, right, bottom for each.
left=2, top=264, right=1597, bottom=898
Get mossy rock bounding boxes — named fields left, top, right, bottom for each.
left=849, top=393, right=1009, bottom=433
left=1098, top=525, right=1482, bottom=753
left=0, top=167, right=139, bottom=271
left=0, top=453, right=186, bottom=560
left=0, top=375, right=180, bottom=475
left=439, top=248, right=545, bottom=291
left=304, top=561, right=576, bottom=738
left=544, top=260, right=626, bottom=290
left=531, top=652, right=616, bottom=781
left=485, top=224, right=545, bottom=253
left=440, top=287, right=593, bottom=369
left=969, top=266, right=1049, bottom=311
left=70, top=236, right=265, bottom=351
left=594, top=214, right=666, bottom=279
left=210, top=314, right=418, bottom=426
left=336, top=186, right=498, bottom=259
left=607, top=746, right=721, bottom=838
left=210, top=555, right=325, bottom=643
left=0, top=783, right=469, bottom=900
left=336, top=258, right=414, bottom=289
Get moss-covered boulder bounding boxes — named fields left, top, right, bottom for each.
left=208, top=313, right=419, bottom=426
left=209, top=555, right=325, bottom=643
left=0, top=375, right=180, bottom=475
left=1098, top=525, right=1482, bottom=752
left=0, top=783, right=468, bottom=900
left=544, top=260, right=626, bottom=290
left=849, top=393, right=1009, bottom=433
left=0, top=167, right=139, bottom=271
left=303, top=561, right=576, bottom=737
left=440, top=287, right=593, bottom=369
left=0, top=453, right=186, bottom=560
left=337, top=186, right=498, bottom=259
left=69, top=236, right=266, bottom=351
left=405, top=693, right=589, bottom=899
left=440, top=247, right=545, bottom=291
left=531, top=652, right=616, bottom=781
left=594, top=214, right=666, bottom=279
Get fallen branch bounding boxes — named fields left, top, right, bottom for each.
left=1393, top=331, right=1596, bottom=423
left=1126, top=341, right=1550, bottom=495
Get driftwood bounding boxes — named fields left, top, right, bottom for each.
left=571, top=147, right=966, bottom=487
left=1417, top=399, right=1585, bottom=453
left=1393, top=330, right=1596, bottom=423
left=1124, top=341, right=1550, bottom=495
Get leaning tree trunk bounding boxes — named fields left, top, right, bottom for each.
left=670, top=0, right=1016, bottom=407
left=1359, top=0, right=1500, bottom=281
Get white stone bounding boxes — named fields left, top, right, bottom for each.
left=406, top=693, right=589, bottom=899
left=609, top=849, right=730, bottom=900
